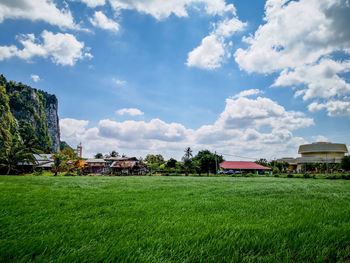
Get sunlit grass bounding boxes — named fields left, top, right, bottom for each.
left=0, top=176, right=349, bottom=262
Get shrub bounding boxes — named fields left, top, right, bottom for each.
left=341, top=173, right=350, bottom=180
left=274, top=173, right=280, bottom=177
left=303, top=173, right=311, bottom=179
left=287, top=174, right=293, bottom=178
left=245, top=173, right=255, bottom=177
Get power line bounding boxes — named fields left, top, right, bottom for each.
left=216, top=151, right=257, bottom=160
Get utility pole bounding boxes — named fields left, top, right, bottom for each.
left=215, top=151, right=218, bottom=175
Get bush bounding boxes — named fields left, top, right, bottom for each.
left=245, top=173, right=255, bottom=177
left=303, top=173, right=311, bottom=179
left=274, top=173, right=280, bottom=177
left=287, top=174, right=293, bottom=178
left=341, top=173, right=350, bottom=180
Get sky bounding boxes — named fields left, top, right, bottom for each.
left=0, top=0, right=349, bottom=160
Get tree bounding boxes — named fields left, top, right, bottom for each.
left=183, top=147, right=193, bottom=160
left=0, top=140, right=35, bottom=175
left=193, top=150, right=224, bottom=175
left=95, top=153, right=103, bottom=159
left=110, top=151, right=119, bottom=157
left=165, top=158, right=177, bottom=168
left=52, top=152, right=67, bottom=176
left=340, top=156, right=350, bottom=171
left=182, top=147, right=194, bottom=176
left=255, top=158, right=269, bottom=167
left=145, top=154, right=165, bottom=165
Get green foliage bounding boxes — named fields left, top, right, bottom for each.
left=0, top=85, right=19, bottom=149
left=255, top=158, right=269, bottom=167
left=165, top=158, right=177, bottom=168
left=340, top=156, right=350, bottom=171
left=193, top=150, right=224, bottom=175
left=145, top=154, right=165, bottom=168
left=0, top=139, right=35, bottom=175
left=52, top=152, right=68, bottom=176
left=0, top=74, right=56, bottom=153
left=94, top=153, right=104, bottom=159
left=60, top=141, right=72, bottom=151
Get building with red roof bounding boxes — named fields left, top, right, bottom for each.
left=220, top=161, right=271, bottom=175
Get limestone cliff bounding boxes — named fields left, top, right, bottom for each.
left=0, top=74, right=60, bottom=152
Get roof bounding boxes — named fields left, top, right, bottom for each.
left=298, top=142, right=348, bottom=154
left=220, top=161, right=271, bottom=170
left=86, top=159, right=106, bottom=163
left=33, top=154, right=54, bottom=161
left=111, top=161, right=137, bottom=168
left=105, top=157, right=138, bottom=162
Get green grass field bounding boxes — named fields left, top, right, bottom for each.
left=1, top=176, right=350, bottom=262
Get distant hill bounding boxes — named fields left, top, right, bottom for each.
left=0, top=74, right=60, bottom=152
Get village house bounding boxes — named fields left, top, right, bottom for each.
left=105, top=157, right=148, bottom=175
left=277, top=142, right=348, bottom=173
left=219, top=161, right=271, bottom=175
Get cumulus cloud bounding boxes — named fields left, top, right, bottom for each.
left=74, top=0, right=106, bottom=8
left=272, top=59, right=350, bottom=101
left=234, top=0, right=350, bottom=117
left=0, top=0, right=76, bottom=29
left=232, top=89, right=263, bottom=99
left=60, top=93, right=313, bottom=159
left=187, top=17, right=246, bottom=70
left=89, top=11, right=120, bottom=33
left=108, top=0, right=235, bottom=20
left=30, top=74, right=40, bottom=82
left=308, top=100, right=350, bottom=116
left=0, top=30, right=92, bottom=66
left=116, top=108, right=144, bottom=116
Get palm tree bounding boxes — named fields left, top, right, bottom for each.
left=0, top=140, right=35, bottom=175
left=183, top=147, right=193, bottom=160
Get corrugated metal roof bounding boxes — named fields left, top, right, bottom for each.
left=111, top=161, right=137, bottom=168
left=298, top=142, right=348, bottom=154
left=220, top=161, right=271, bottom=170
left=86, top=159, right=106, bottom=163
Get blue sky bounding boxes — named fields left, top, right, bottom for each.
left=0, top=0, right=349, bottom=159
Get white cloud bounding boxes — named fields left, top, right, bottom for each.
left=215, top=96, right=314, bottom=130
left=116, top=108, right=144, bottom=116
left=30, top=74, right=40, bottom=82
left=186, top=35, right=226, bottom=70
left=60, top=118, right=89, bottom=141
left=232, top=89, right=263, bottom=99
left=0, top=30, right=92, bottom=66
left=234, top=0, right=350, bottom=117
left=0, top=0, right=76, bottom=29
left=60, top=93, right=313, bottom=159
left=108, top=0, right=235, bottom=20
left=112, top=78, right=127, bottom=86
left=89, top=11, right=120, bottom=33
left=272, top=59, right=350, bottom=101
left=75, top=0, right=106, bottom=8
left=308, top=100, right=350, bottom=116
left=187, top=17, right=246, bottom=70
left=311, top=135, right=328, bottom=142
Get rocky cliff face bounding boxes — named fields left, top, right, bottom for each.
left=0, top=74, right=60, bottom=152
left=44, top=96, right=60, bottom=152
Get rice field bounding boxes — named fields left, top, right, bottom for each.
left=0, top=175, right=349, bottom=262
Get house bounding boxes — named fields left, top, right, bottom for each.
left=296, top=142, right=348, bottom=172
left=220, top=161, right=271, bottom=175
left=34, top=154, right=54, bottom=169
left=277, top=142, right=348, bottom=173
left=85, top=159, right=109, bottom=174
left=106, top=157, right=147, bottom=175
